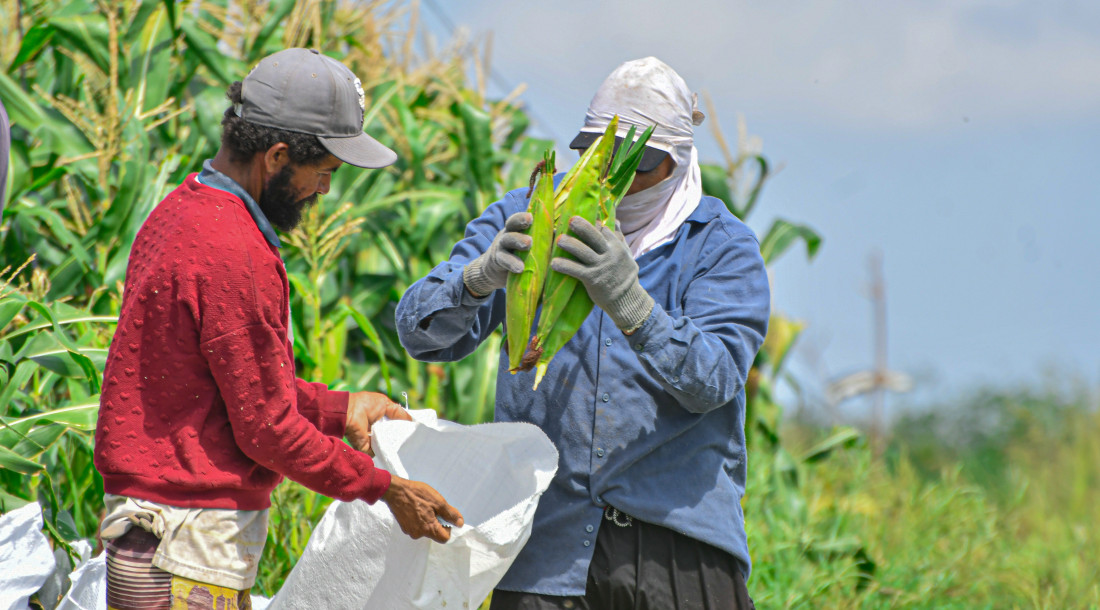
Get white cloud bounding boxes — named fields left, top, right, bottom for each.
left=454, top=0, right=1100, bottom=131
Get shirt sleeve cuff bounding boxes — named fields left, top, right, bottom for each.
left=458, top=272, right=494, bottom=306
left=362, top=464, right=392, bottom=504
left=624, top=304, right=665, bottom=354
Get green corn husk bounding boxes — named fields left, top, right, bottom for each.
left=529, top=154, right=607, bottom=386
left=505, top=151, right=556, bottom=372
left=602, top=123, right=656, bottom=223
left=503, top=116, right=655, bottom=389
left=505, top=123, right=609, bottom=375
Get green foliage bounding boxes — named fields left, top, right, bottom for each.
left=0, top=257, right=113, bottom=562
left=759, top=392, right=1100, bottom=608
left=696, top=111, right=823, bottom=453
left=890, top=385, right=1095, bottom=498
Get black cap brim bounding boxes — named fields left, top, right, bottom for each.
left=318, top=131, right=397, bottom=169
left=568, top=131, right=669, bottom=173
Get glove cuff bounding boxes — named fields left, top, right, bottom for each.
left=608, top=283, right=655, bottom=333
left=463, top=257, right=500, bottom=298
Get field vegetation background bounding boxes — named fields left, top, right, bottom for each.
left=0, top=1, right=1096, bottom=608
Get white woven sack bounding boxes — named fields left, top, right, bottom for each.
left=0, top=503, right=54, bottom=610
left=268, top=410, right=558, bottom=610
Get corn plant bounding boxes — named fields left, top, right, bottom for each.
left=693, top=103, right=882, bottom=591
left=0, top=257, right=115, bottom=560
left=697, top=102, right=824, bottom=448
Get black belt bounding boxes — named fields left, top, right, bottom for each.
left=603, top=505, right=634, bottom=527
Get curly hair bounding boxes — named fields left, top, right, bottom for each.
left=220, top=81, right=329, bottom=165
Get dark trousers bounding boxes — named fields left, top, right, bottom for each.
left=490, top=508, right=754, bottom=610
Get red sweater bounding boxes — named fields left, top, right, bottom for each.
left=94, top=174, right=390, bottom=510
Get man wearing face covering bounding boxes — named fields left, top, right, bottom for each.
left=396, top=57, right=769, bottom=609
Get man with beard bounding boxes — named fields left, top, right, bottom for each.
left=396, top=57, right=768, bottom=609
left=94, top=48, right=462, bottom=610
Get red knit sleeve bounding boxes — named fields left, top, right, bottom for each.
left=296, top=378, right=350, bottom=438
left=202, top=325, right=390, bottom=503
left=194, top=204, right=389, bottom=503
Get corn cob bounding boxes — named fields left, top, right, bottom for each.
left=504, top=116, right=654, bottom=389
left=525, top=122, right=616, bottom=388
left=505, top=151, right=555, bottom=372
left=505, top=125, right=608, bottom=373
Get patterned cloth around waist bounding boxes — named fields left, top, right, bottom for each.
left=106, top=527, right=253, bottom=610
left=101, top=494, right=269, bottom=590
left=106, top=528, right=172, bottom=610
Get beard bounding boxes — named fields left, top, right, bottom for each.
left=258, top=165, right=318, bottom=232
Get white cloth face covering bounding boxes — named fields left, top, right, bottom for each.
left=577, top=56, right=705, bottom=258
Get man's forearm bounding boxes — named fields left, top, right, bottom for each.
left=395, top=264, right=498, bottom=362
left=203, top=324, right=391, bottom=504
left=624, top=235, right=770, bottom=413
left=295, top=378, right=350, bottom=437
left=624, top=304, right=761, bottom=413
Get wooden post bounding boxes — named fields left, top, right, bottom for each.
left=869, top=250, right=887, bottom=456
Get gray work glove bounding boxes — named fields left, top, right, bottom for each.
left=463, top=212, right=533, bottom=297
left=550, top=216, right=655, bottom=333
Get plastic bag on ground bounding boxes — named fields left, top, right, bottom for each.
left=0, top=503, right=55, bottom=610
left=55, top=550, right=104, bottom=610
left=268, top=409, right=558, bottom=610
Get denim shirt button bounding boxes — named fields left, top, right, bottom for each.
left=634, top=343, right=643, bottom=351
left=596, top=448, right=605, bottom=457
left=604, top=337, right=612, bottom=346
left=583, top=540, right=591, bottom=547
left=586, top=525, right=594, bottom=533
left=601, top=393, right=610, bottom=402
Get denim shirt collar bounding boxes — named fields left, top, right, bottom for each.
left=198, top=159, right=281, bottom=248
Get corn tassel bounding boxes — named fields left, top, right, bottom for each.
left=506, top=151, right=555, bottom=372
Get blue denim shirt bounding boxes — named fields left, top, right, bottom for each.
left=395, top=183, right=770, bottom=596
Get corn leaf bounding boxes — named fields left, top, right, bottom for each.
left=760, top=218, right=823, bottom=265
left=506, top=151, right=555, bottom=372
left=0, top=445, right=44, bottom=474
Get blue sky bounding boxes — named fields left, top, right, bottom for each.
left=421, top=0, right=1100, bottom=412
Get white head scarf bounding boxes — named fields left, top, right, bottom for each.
left=578, top=57, right=704, bottom=258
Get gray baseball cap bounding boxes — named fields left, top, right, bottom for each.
left=239, top=48, right=397, bottom=168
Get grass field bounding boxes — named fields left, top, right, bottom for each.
left=746, top=386, right=1100, bottom=609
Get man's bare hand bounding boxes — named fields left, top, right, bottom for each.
left=345, top=392, right=410, bottom=456
left=382, top=475, right=465, bottom=543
